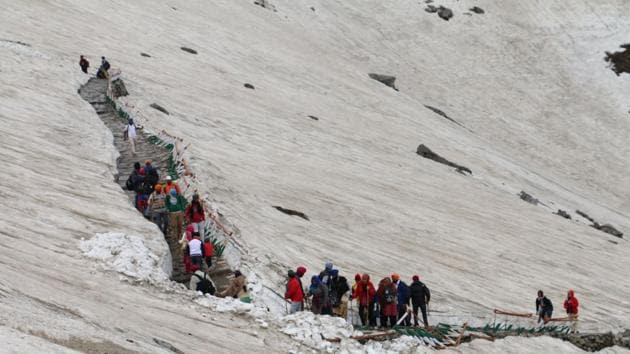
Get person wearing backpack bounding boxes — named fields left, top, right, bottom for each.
left=376, top=277, right=398, bottom=328
left=392, top=273, right=411, bottom=326
left=189, top=269, right=215, bottom=295
left=148, top=184, right=168, bottom=233
left=329, top=269, right=350, bottom=318
left=410, top=275, right=431, bottom=327
left=307, top=275, right=329, bottom=315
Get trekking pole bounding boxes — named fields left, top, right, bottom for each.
left=285, top=300, right=288, bottom=315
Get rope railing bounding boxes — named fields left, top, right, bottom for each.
left=103, top=70, right=238, bottom=261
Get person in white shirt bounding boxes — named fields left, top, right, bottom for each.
left=124, top=118, right=137, bottom=155
left=187, top=232, right=204, bottom=270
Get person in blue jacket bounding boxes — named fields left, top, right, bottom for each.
left=391, top=273, right=411, bottom=326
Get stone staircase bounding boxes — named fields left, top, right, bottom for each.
left=79, top=78, right=232, bottom=289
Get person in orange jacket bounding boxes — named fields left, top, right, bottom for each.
left=285, top=270, right=304, bottom=314
left=352, top=274, right=376, bottom=326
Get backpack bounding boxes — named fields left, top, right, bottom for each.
left=194, top=273, right=215, bottom=295
left=384, top=287, right=394, bottom=304
left=125, top=175, right=134, bottom=190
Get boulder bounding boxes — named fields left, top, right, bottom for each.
left=598, top=224, right=623, bottom=238
left=470, top=6, right=485, bottom=14
left=150, top=103, right=169, bottom=115
left=605, top=44, right=630, bottom=76
left=423, top=105, right=463, bottom=126
left=416, top=144, right=472, bottom=175
left=140, top=52, right=151, bottom=57
left=244, top=83, right=255, bottom=89
left=554, top=209, right=572, bottom=219
left=273, top=206, right=309, bottom=221
left=110, top=78, right=128, bottom=97
left=437, top=6, right=454, bottom=21
left=425, top=5, right=438, bottom=13
left=368, top=73, right=398, bottom=91
left=518, top=191, right=539, bottom=206
left=180, top=47, right=198, bottom=54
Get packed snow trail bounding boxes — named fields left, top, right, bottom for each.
left=78, top=77, right=233, bottom=289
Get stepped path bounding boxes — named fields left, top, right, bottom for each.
left=79, top=77, right=232, bottom=290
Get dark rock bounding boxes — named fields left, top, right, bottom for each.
left=518, top=191, right=539, bottom=206
left=111, top=79, right=128, bottom=97
left=425, top=5, right=438, bottom=13
left=605, top=44, right=630, bottom=76
left=310, top=6, right=315, bottom=11
left=470, top=6, right=485, bottom=14
left=576, top=210, right=596, bottom=223
left=437, top=6, right=454, bottom=21
left=598, top=224, right=623, bottom=238
left=576, top=210, right=623, bottom=238
left=126, top=339, right=134, bottom=343
left=180, top=47, right=197, bottom=54
left=423, top=105, right=463, bottom=127
left=368, top=73, right=398, bottom=91
left=140, top=52, right=151, bottom=57
left=554, top=209, right=572, bottom=219
left=425, top=0, right=433, bottom=3
left=0, top=39, right=31, bottom=47
left=273, top=206, right=310, bottom=221
left=254, top=0, right=277, bottom=11
left=244, top=83, right=255, bottom=89
left=307, top=115, right=319, bottom=121
left=416, top=144, right=472, bottom=175
left=150, top=103, right=170, bottom=115
left=172, top=6, right=177, bottom=10
left=153, top=338, right=184, bottom=354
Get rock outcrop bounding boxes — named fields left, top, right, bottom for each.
left=273, top=206, right=310, bottom=221
left=180, top=47, right=198, bottom=54
left=518, top=191, right=540, bottom=206
left=576, top=210, right=623, bottom=238
left=605, top=44, right=630, bottom=76
left=416, top=144, right=472, bottom=175
left=368, top=73, right=398, bottom=91
left=150, top=103, right=169, bottom=115
left=110, top=78, right=128, bottom=97
left=554, top=209, right=572, bottom=219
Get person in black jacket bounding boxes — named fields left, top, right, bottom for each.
left=536, top=290, right=553, bottom=324
left=79, top=55, right=89, bottom=74
left=409, top=275, right=431, bottom=327
left=329, top=269, right=350, bottom=318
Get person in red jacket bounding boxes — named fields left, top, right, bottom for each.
left=285, top=270, right=304, bottom=314
left=352, top=274, right=376, bottom=326
left=186, top=194, right=206, bottom=235
left=203, top=238, right=214, bottom=268
left=564, top=289, right=579, bottom=332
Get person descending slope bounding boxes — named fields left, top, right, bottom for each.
left=409, top=275, right=431, bottom=328
left=125, top=162, right=145, bottom=212
left=536, top=290, right=553, bottom=324
left=392, top=273, right=411, bottom=326
left=79, top=55, right=89, bottom=74
left=285, top=270, right=304, bottom=314
left=352, top=274, right=376, bottom=326
left=308, top=275, right=330, bottom=315
left=377, top=277, right=398, bottom=328
left=319, top=262, right=334, bottom=285
left=123, top=118, right=137, bottom=156
left=564, top=289, right=579, bottom=332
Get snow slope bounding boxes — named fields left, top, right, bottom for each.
left=1, top=0, right=630, bottom=352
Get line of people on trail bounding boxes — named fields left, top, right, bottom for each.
left=284, top=263, right=432, bottom=328
left=124, top=160, right=245, bottom=301
left=79, top=55, right=110, bottom=78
